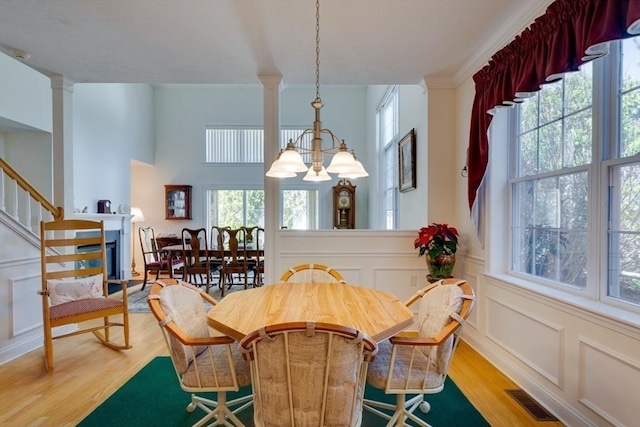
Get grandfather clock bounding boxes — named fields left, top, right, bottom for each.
left=332, top=179, right=356, bottom=229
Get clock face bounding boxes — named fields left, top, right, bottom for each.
left=338, top=190, right=351, bottom=208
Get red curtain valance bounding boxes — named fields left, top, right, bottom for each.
left=467, top=0, right=640, bottom=215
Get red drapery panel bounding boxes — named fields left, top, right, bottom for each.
left=467, top=0, right=640, bottom=214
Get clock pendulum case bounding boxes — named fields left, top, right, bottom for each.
left=332, top=179, right=356, bottom=229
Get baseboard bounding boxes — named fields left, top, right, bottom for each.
left=0, top=335, right=42, bottom=365
left=463, top=332, right=595, bottom=426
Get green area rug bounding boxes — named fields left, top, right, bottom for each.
left=79, top=357, right=488, bottom=426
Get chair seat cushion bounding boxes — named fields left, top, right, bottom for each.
left=366, top=340, right=444, bottom=392
left=182, top=342, right=251, bottom=388
left=49, top=297, right=123, bottom=321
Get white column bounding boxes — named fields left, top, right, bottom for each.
left=51, top=75, right=75, bottom=218
left=259, top=75, right=283, bottom=285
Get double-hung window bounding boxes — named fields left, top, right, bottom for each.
left=510, top=37, right=640, bottom=306
left=204, top=127, right=319, bottom=230
left=206, top=189, right=265, bottom=231
left=378, top=86, right=399, bottom=229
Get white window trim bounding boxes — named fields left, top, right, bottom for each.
left=485, top=40, right=640, bottom=322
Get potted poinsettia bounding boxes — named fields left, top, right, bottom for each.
left=414, top=223, right=459, bottom=279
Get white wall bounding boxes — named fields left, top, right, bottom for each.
left=73, top=83, right=154, bottom=214
left=0, top=53, right=52, bottom=133
left=398, top=84, right=428, bottom=230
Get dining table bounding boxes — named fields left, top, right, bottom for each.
left=206, top=282, right=415, bottom=343
left=160, top=243, right=262, bottom=278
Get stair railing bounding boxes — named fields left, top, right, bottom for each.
left=0, top=157, right=64, bottom=234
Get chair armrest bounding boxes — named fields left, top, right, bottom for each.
left=389, top=335, right=439, bottom=346
left=393, top=330, right=418, bottom=339
left=186, top=336, right=235, bottom=346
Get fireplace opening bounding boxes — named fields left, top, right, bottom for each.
left=76, top=230, right=121, bottom=280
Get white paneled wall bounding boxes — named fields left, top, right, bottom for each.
left=458, top=255, right=640, bottom=427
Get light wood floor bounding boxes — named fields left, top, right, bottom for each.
left=0, top=312, right=565, bottom=427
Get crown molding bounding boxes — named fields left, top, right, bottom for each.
left=453, top=0, right=554, bottom=87
left=422, top=75, right=456, bottom=90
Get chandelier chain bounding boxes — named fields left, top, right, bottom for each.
left=315, top=0, right=321, bottom=101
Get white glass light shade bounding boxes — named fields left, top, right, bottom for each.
left=130, top=207, right=145, bottom=223
left=266, top=160, right=297, bottom=178
left=277, top=148, right=308, bottom=173
left=303, top=166, right=331, bottom=182
left=338, top=159, right=369, bottom=179
left=326, top=150, right=358, bottom=173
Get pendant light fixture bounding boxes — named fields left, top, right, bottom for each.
left=265, top=0, right=368, bottom=182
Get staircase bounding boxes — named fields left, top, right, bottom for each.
left=0, top=157, right=63, bottom=364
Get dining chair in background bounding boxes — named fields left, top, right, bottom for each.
left=39, top=218, right=131, bottom=372
left=363, top=278, right=475, bottom=427
left=243, top=226, right=265, bottom=287
left=147, top=279, right=252, bottom=426
left=181, top=228, right=221, bottom=294
left=240, top=321, right=378, bottom=427
left=138, top=226, right=183, bottom=290
left=279, top=263, right=347, bottom=284
left=218, top=227, right=250, bottom=297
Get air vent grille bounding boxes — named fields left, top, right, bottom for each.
left=505, top=389, right=559, bottom=421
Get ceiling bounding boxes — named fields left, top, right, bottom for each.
left=0, top=0, right=550, bottom=86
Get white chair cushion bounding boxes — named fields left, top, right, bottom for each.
left=47, top=273, right=104, bottom=306
left=367, top=339, right=445, bottom=391
left=418, top=284, right=464, bottom=373
left=159, top=285, right=210, bottom=373
left=182, top=342, right=251, bottom=388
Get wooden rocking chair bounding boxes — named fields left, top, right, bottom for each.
left=39, top=219, right=131, bottom=373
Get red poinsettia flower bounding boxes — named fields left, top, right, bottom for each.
left=414, top=223, right=459, bottom=258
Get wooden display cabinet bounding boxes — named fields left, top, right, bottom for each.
left=165, top=185, right=192, bottom=220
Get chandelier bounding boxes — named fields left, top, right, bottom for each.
left=266, top=0, right=368, bottom=182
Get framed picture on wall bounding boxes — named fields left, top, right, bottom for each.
left=398, top=128, right=416, bottom=192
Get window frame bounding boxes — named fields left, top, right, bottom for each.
left=377, top=85, right=399, bottom=230
left=504, top=38, right=640, bottom=310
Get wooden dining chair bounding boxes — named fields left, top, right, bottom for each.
left=279, top=263, right=347, bottom=284
left=243, top=226, right=264, bottom=287
left=218, top=227, right=250, bottom=297
left=39, top=218, right=131, bottom=372
left=240, top=321, right=378, bottom=427
left=363, top=278, right=475, bottom=427
left=147, top=279, right=252, bottom=426
left=181, top=228, right=221, bottom=294
left=138, top=226, right=183, bottom=290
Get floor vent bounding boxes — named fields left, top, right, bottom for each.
left=505, top=389, right=559, bottom=421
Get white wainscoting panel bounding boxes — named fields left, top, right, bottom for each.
left=579, top=337, right=640, bottom=427
left=10, top=273, right=42, bottom=335
left=460, top=272, right=479, bottom=330
left=486, top=296, right=564, bottom=387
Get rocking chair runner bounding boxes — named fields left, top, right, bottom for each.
left=39, top=219, right=131, bottom=373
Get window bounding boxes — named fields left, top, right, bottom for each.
left=205, top=127, right=309, bottom=163
left=510, top=37, right=640, bottom=306
left=378, top=86, right=398, bottom=229
left=205, top=128, right=264, bottom=163
left=206, top=189, right=265, bottom=230
left=281, top=189, right=318, bottom=230
left=206, top=188, right=318, bottom=231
